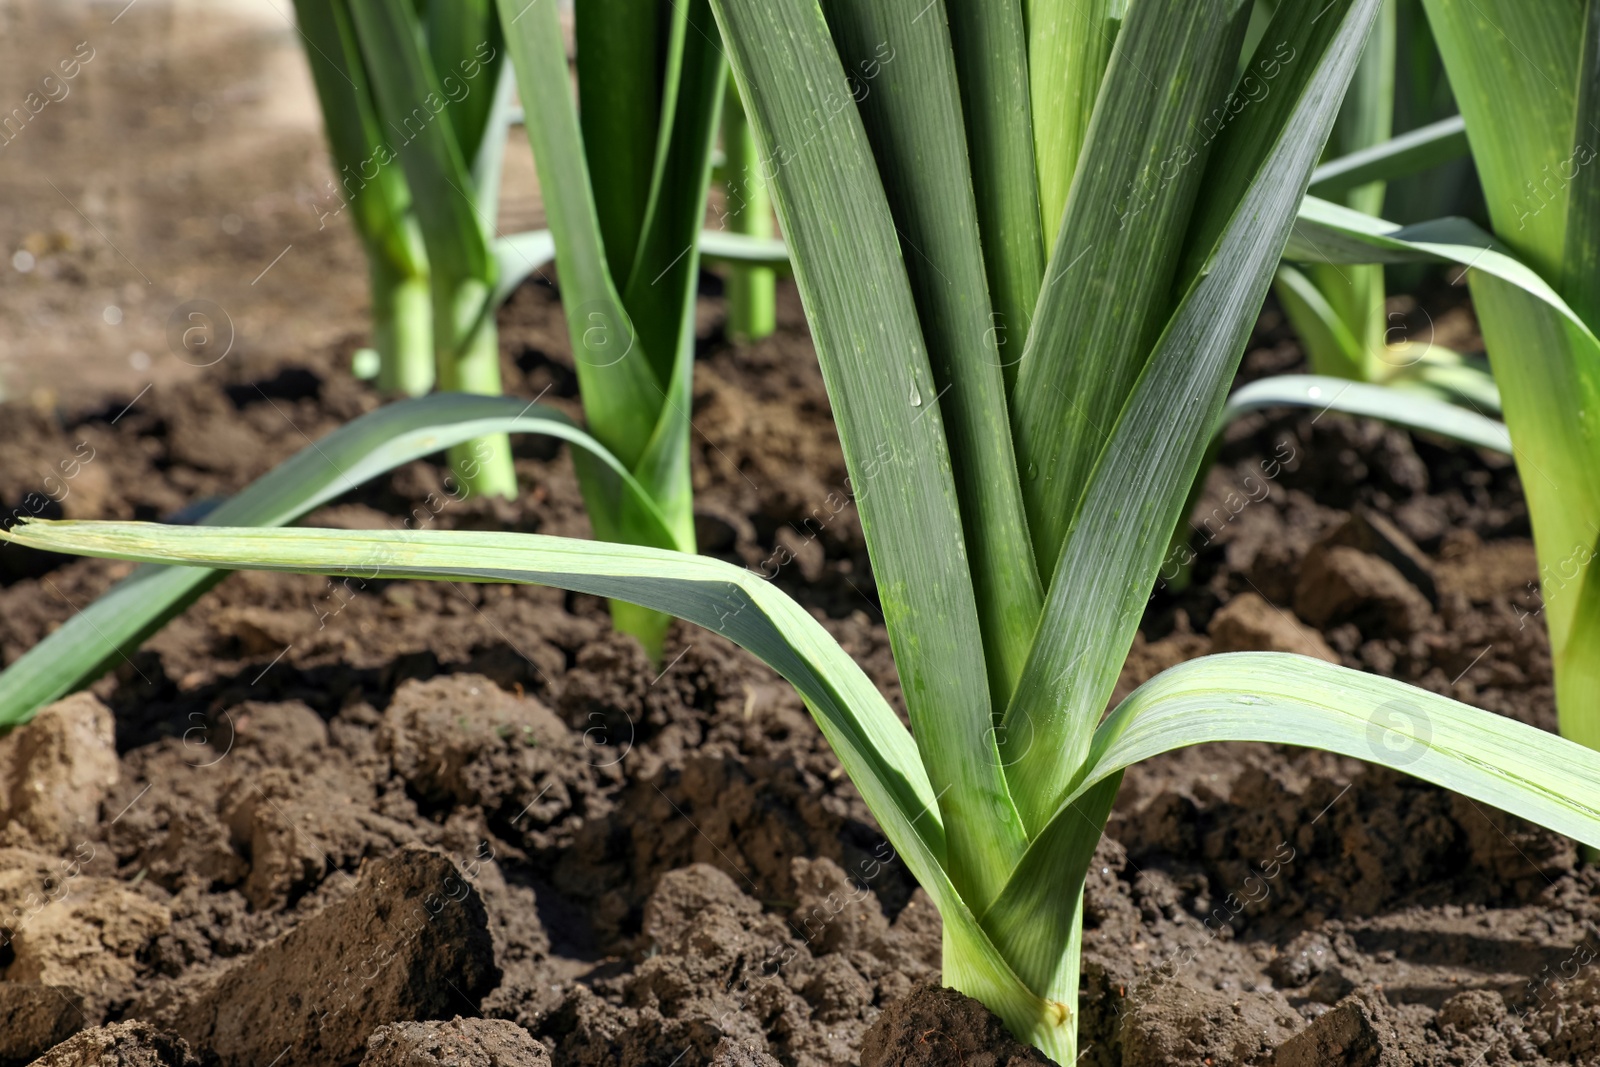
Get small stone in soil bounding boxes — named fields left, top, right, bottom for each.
left=23, top=1021, right=199, bottom=1067
left=360, top=1017, right=549, bottom=1067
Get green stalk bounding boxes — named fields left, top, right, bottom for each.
left=293, top=0, right=436, bottom=397
left=348, top=0, right=517, bottom=499
left=721, top=82, right=776, bottom=342
left=370, top=250, right=435, bottom=397
left=436, top=279, right=517, bottom=499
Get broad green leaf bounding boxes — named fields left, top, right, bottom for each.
left=1027, top=0, right=1115, bottom=250
left=818, top=0, right=1042, bottom=723
left=1221, top=374, right=1511, bottom=453
left=1062, top=652, right=1600, bottom=848
left=495, top=0, right=666, bottom=473
left=1418, top=0, right=1581, bottom=284
left=1011, top=0, right=1251, bottom=582
left=0, top=395, right=672, bottom=727
left=986, top=649, right=1600, bottom=1029
left=574, top=0, right=664, bottom=283
left=707, top=0, right=1026, bottom=909
left=1307, top=113, right=1468, bottom=198
left=946, top=0, right=1046, bottom=387
left=1002, top=0, right=1384, bottom=832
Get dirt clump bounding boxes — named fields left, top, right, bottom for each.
left=361, top=1018, right=551, bottom=1067
left=0, top=693, right=118, bottom=851
left=1118, top=970, right=1299, bottom=1067
left=858, top=983, right=1055, bottom=1067
left=153, top=847, right=498, bottom=1067
left=0, top=984, right=83, bottom=1067
left=537, top=862, right=939, bottom=1067
left=1295, top=543, right=1435, bottom=637
left=380, top=674, right=585, bottom=824
left=0, top=848, right=169, bottom=1020
left=23, top=1022, right=199, bottom=1067
left=1207, top=592, right=1338, bottom=661
left=1271, top=987, right=1409, bottom=1066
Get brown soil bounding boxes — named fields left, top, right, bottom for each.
left=16, top=2, right=1591, bottom=1064
left=1, top=272, right=1594, bottom=1067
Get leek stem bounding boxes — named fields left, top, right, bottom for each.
left=370, top=255, right=434, bottom=398
left=436, top=279, right=517, bottom=500
left=610, top=600, right=671, bottom=663
left=722, top=83, right=776, bottom=342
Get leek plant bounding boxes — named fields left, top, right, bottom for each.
left=1275, top=0, right=1600, bottom=755
left=11, top=1, right=1600, bottom=1061
left=501, top=0, right=727, bottom=658
left=1230, top=0, right=1499, bottom=439
left=0, top=0, right=786, bottom=721
left=294, top=0, right=434, bottom=398
left=296, top=0, right=557, bottom=499
left=342, top=0, right=519, bottom=499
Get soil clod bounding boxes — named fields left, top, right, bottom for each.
left=23, top=1022, right=199, bottom=1067
left=156, top=847, right=498, bottom=1067
left=858, top=983, right=1056, bottom=1067
left=361, top=1017, right=550, bottom=1067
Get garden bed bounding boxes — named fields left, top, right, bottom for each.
left=1, top=280, right=1595, bottom=1067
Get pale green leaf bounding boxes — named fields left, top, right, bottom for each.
left=0, top=394, right=671, bottom=727
left=1221, top=373, right=1511, bottom=453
